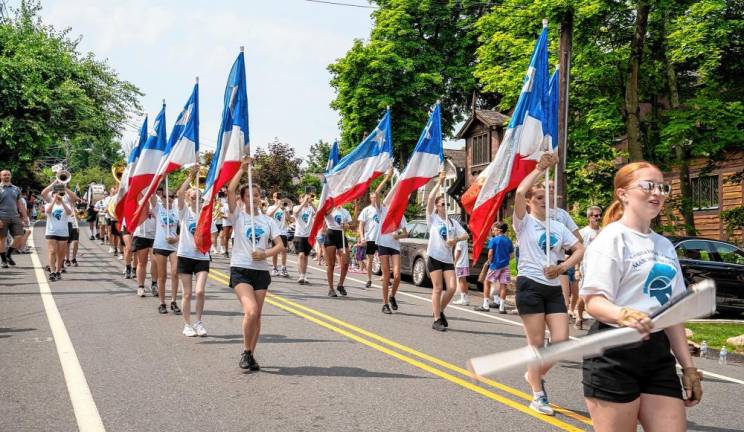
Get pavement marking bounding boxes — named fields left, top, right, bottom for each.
left=287, top=258, right=744, bottom=386
left=207, top=271, right=585, bottom=432
left=29, top=232, right=106, bottom=432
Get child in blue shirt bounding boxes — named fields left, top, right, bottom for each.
left=476, top=221, right=513, bottom=313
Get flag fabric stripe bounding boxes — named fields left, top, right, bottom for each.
left=114, top=116, right=148, bottom=227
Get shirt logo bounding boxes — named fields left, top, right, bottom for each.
left=334, top=214, right=342, bottom=225
left=372, top=214, right=380, bottom=224
left=643, top=263, right=676, bottom=305
left=160, top=213, right=177, bottom=226
left=188, top=221, right=196, bottom=235
left=537, top=232, right=559, bottom=252
left=438, top=224, right=448, bottom=240
left=301, top=212, right=310, bottom=223
left=244, top=225, right=265, bottom=241
left=274, top=211, right=283, bottom=221
left=52, top=209, right=63, bottom=221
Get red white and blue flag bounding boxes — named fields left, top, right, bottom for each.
left=380, top=103, right=442, bottom=234
left=123, top=103, right=167, bottom=230
left=308, top=110, right=393, bottom=246
left=131, top=83, right=199, bottom=229
left=194, top=51, right=249, bottom=253
left=462, top=23, right=551, bottom=261
left=114, top=116, right=148, bottom=227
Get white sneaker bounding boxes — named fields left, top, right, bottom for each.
left=271, top=268, right=279, bottom=276
left=281, top=267, right=289, bottom=277
left=453, top=296, right=468, bottom=305
left=193, top=320, right=207, bottom=337
left=137, top=286, right=145, bottom=297
left=529, top=396, right=554, bottom=416
left=118, top=254, right=123, bottom=260
left=182, top=324, right=197, bottom=337
left=108, top=246, right=114, bottom=253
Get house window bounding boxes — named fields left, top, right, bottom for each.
left=691, top=176, right=719, bottom=210
left=472, top=134, right=489, bottom=166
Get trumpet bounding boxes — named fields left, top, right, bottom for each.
left=111, top=162, right=126, bottom=184
left=190, top=166, right=209, bottom=190
left=56, top=169, right=71, bottom=185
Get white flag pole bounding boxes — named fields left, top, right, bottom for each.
left=165, top=176, right=170, bottom=235
left=241, top=46, right=257, bottom=249
left=545, top=152, right=551, bottom=267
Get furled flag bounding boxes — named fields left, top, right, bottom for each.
left=315, top=139, right=340, bottom=210
left=194, top=50, right=249, bottom=253
left=114, top=116, right=148, bottom=227
left=308, top=110, right=393, bottom=246
left=380, top=102, right=442, bottom=234
left=131, top=82, right=199, bottom=228
left=462, top=22, right=550, bottom=261
left=545, top=67, right=559, bottom=152
left=123, top=103, right=167, bottom=230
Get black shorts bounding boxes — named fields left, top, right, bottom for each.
left=294, top=237, right=312, bottom=255
left=176, top=256, right=210, bottom=275
left=132, top=236, right=154, bottom=252
left=153, top=248, right=175, bottom=257
left=0, top=217, right=25, bottom=237
left=67, top=226, right=79, bottom=243
left=229, top=267, right=271, bottom=291
left=365, top=241, right=378, bottom=255
left=216, top=223, right=223, bottom=232
left=583, top=322, right=683, bottom=403
left=323, top=229, right=346, bottom=249
left=427, top=256, right=454, bottom=273
left=46, top=235, right=69, bottom=241
left=515, top=276, right=567, bottom=315
left=274, top=235, right=288, bottom=248
left=377, top=245, right=400, bottom=256
left=121, top=226, right=130, bottom=236
left=109, top=220, right=120, bottom=237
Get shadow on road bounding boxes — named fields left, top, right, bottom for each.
left=260, top=365, right=427, bottom=379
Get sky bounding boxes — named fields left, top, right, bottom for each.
left=14, top=0, right=381, bottom=159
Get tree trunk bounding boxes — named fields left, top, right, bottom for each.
left=664, top=14, right=696, bottom=235
left=625, top=1, right=650, bottom=162
left=557, top=13, right=573, bottom=210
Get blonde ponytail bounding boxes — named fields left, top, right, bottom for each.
left=603, top=199, right=624, bottom=226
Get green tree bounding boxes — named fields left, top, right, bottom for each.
left=306, top=139, right=331, bottom=173
left=328, top=0, right=490, bottom=164
left=253, top=138, right=303, bottom=196
left=0, top=1, right=141, bottom=189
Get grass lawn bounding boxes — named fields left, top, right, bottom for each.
left=685, top=323, right=744, bottom=352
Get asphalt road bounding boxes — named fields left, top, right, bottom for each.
left=1, top=224, right=742, bottom=432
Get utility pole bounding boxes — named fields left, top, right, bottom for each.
left=556, top=12, right=573, bottom=210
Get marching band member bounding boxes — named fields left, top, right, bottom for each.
left=374, top=171, right=408, bottom=314
left=323, top=203, right=353, bottom=298
left=426, top=171, right=468, bottom=331
left=266, top=192, right=290, bottom=277
left=580, top=162, right=701, bottom=431
left=292, top=192, right=316, bottom=284
left=227, top=157, right=284, bottom=370
left=221, top=191, right=233, bottom=258
left=357, top=171, right=391, bottom=289
left=43, top=188, right=73, bottom=281
left=152, top=190, right=181, bottom=314
left=132, top=196, right=157, bottom=297
left=513, top=153, right=584, bottom=415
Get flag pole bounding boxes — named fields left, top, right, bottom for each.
left=545, top=151, right=551, bottom=267
left=241, top=46, right=257, bottom=249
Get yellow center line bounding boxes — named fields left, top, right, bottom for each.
left=207, top=272, right=584, bottom=432
left=208, top=270, right=589, bottom=430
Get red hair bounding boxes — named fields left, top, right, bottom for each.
left=603, top=161, right=660, bottom=226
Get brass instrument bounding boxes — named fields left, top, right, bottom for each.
left=190, top=166, right=209, bottom=191
left=111, top=162, right=126, bottom=184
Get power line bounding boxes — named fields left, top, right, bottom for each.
left=305, top=0, right=377, bottom=9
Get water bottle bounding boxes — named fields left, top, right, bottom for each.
left=719, top=346, right=728, bottom=365
left=700, top=341, right=708, bottom=358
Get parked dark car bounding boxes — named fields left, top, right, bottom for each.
left=372, top=219, right=489, bottom=287
left=667, top=236, right=744, bottom=313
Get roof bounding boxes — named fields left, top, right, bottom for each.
left=455, top=110, right=510, bottom=139
left=444, top=148, right=466, bottom=168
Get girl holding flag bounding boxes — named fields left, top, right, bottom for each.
left=426, top=171, right=468, bottom=332
left=374, top=170, right=407, bottom=314
left=323, top=204, right=353, bottom=298
left=176, top=166, right=216, bottom=337
left=512, top=152, right=584, bottom=415
left=227, top=157, right=284, bottom=371
left=152, top=190, right=181, bottom=314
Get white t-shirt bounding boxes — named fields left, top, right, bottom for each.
left=376, top=207, right=406, bottom=250
left=579, top=226, right=600, bottom=248
left=45, top=204, right=70, bottom=237
left=426, top=212, right=466, bottom=264
left=229, top=211, right=281, bottom=271
left=267, top=204, right=289, bottom=236
left=101, top=196, right=112, bottom=220
left=62, top=197, right=79, bottom=229
left=153, top=203, right=179, bottom=251
left=177, top=206, right=216, bottom=261
left=325, top=207, right=352, bottom=231
left=513, top=213, right=578, bottom=286
left=455, top=239, right=469, bottom=269
left=293, top=204, right=316, bottom=238
left=580, top=222, right=686, bottom=321
left=133, top=209, right=156, bottom=239
left=550, top=207, right=579, bottom=233
left=221, top=200, right=232, bottom=227
left=94, top=199, right=106, bottom=213
left=358, top=205, right=381, bottom=242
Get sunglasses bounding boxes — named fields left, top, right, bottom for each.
left=629, top=180, right=671, bottom=196
left=590, top=214, right=601, bottom=218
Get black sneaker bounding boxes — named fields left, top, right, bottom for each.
left=48, top=272, right=57, bottom=282
left=1, top=262, right=7, bottom=269
left=432, top=319, right=446, bottom=332
left=158, top=303, right=167, bottom=314
left=45, top=265, right=51, bottom=273
left=389, top=296, right=398, bottom=311
left=365, top=280, right=372, bottom=288
left=246, top=351, right=260, bottom=371
left=72, top=259, right=78, bottom=267
left=150, top=282, right=158, bottom=297
left=474, top=305, right=490, bottom=312
left=170, top=301, right=181, bottom=314
left=440, top=311, right=448, bottom=328
left=488, top=301, right=500, bottom=309
left=327, top=288, right=338, bottom=298
left=89, top=235, right=95, bottom=240
left=336, top=286, right=347, bottom=296
left=64, top=259, right=71, bottom=267
left=125, top=268, right=132, bottom=279
left=382, top=304, right=392, bottom=314
left=239, top=351, right=251, bottom=369
left=60, top=267, right=66, bottom=273
left=224, top=251, right=229, bottom=258
left=6, top=256, right=16, bottom=266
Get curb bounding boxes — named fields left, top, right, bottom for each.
left=687, top=319, right=744, bottom=325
